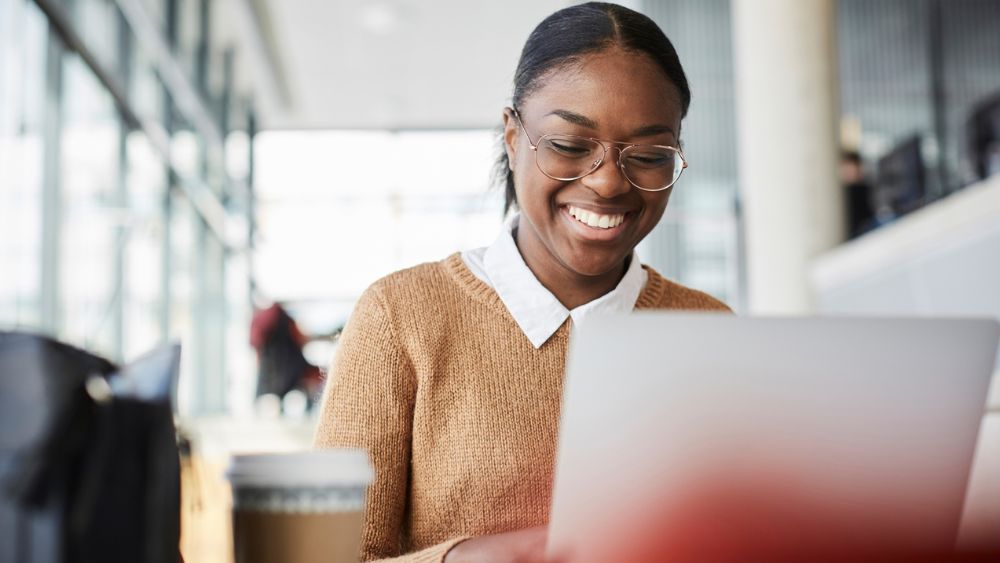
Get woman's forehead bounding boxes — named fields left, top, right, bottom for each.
left=521, top=49, right=683, bottom=130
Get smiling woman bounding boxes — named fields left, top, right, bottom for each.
left=313, top=3, right=731, bottom=562
left=502, top=47, right=687, bottom=308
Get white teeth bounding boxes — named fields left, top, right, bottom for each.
left=567, top=206, right=625, bottom=229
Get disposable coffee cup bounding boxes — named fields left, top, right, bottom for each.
left=227, top=449, right=374, bottom=563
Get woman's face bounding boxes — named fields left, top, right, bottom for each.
left=503, top=47, right=683, bottom=282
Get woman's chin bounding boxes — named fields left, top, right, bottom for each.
left=560, top=252, right=632, bottom=279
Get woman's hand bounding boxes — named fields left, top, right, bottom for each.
left=443, top=526, right=548, bottom=563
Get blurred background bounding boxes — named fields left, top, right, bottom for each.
left=1, top=0, right=1000, bottom=558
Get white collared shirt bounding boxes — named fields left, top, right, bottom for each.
left=461, top=215, right=648, bottom=349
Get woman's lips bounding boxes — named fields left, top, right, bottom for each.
left=560, top=205, right=632, bottom=241
left=566, top=205, right=626, bottom=229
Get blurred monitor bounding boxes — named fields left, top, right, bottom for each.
left=967, top=92, right=1000, bottom=183
left=875, top=135, right=926, bottom=217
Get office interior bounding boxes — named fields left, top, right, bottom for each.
left=1, top=0, right=999, bottom=561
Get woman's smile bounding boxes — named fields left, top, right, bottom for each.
left=559, top=204, right=634, bottom=242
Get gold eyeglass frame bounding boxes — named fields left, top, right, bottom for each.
left=510, top=108, right=687, bottom=192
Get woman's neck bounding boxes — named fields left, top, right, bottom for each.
left=514, top=226, right=629, bottom=310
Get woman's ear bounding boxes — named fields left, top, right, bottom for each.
left=502, top=107, right=519, bottom=170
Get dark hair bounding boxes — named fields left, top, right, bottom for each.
left=841, top=150, right=863, bottom=165
left=495, top=2, right=691, bottom=214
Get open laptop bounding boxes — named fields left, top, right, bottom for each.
left=547, top=315, right=1000, bottom=562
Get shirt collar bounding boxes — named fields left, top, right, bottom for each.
left=480, top=214, right=647, bottom=349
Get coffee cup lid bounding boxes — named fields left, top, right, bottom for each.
left=227, top=449, right=374, bottom=488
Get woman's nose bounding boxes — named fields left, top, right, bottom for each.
left=580, top=147, right=632, bottom=199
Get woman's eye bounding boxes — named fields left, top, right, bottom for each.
left=627, top=152, right=670, bottom=167
left=548, top=140, right=590, bottom=156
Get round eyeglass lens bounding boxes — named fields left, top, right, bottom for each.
left=620, top=145, right=683, bottom=190
left=535, top=135, right=604, bottom=181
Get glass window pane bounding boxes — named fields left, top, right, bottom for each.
left=123, top=130, right=167, bottom=358
left=940, top=1, right=1000, bottom=189
left=226, top=251, right=255, bottom=416
left=0, top=0, right=48, bottom=330
left=254, top=130, right=503, bottom=337
left=176, top=0, right=202, bottom=86
left=59, top=52, right=122, bottom=357
left=137, top=0, right=165, bottom=32
left=130, top=34, right=166, bottom=136
left=65, top=0, right=121, bottom=76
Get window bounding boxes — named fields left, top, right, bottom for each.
left=254, top=129, right=503, bottom=336
left=0, top=0, right=48, bottom=330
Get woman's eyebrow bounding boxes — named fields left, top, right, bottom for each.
left=546, top=109, right=675, bottom=138
left=547, top=109, right=599, bottom=129
left=631, top=124, right=676, bottom=138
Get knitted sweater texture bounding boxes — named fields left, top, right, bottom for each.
left=313, top=253, right=730, bottom=562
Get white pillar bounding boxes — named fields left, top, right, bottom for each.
left=732, top=0, right=843, bottom=314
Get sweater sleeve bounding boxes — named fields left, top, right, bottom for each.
left=364, top=537, right=470, bottom=563
left=313, top=285, right=420, bottom=560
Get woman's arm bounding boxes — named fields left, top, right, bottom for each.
left=314, top=285, right=422, bottom=560
left=314, top=286, right=547, bottom=562
left=443, top=527, right=549, bottom=563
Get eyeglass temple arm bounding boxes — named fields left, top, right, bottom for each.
left=510, top=108, right=540, bottom=149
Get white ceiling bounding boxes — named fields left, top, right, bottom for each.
left=256, top=0, right=574, bottom=130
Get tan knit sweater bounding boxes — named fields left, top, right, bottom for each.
left=314, top=253, right=730, bottom=562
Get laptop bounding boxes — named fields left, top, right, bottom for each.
left=547, top=315, right=1000, bottom=562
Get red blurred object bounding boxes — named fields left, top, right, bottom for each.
left=249, top=304, right=321, bottom=399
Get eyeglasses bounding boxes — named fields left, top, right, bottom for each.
left=511, top=108, right=687, bottom=192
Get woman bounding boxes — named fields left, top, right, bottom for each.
left=314, top=3, right=730, bottom=561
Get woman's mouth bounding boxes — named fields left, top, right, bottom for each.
left=560, top=205, right=632, bottom=242
left=566, top=205, right=626, bottom=229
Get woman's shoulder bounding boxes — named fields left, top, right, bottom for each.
left=360, top=252, right=495, bottom=314
left=362, top=255, right=453, bottom=305
left=638, top=265, right=733, bottom=313
left=368, top=256, right=451, bottom=291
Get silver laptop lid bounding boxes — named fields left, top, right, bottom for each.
left=548, top=315, right=999, bottom=562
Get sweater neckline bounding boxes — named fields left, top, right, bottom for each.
left=442, top=252, right=667, bottom=311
